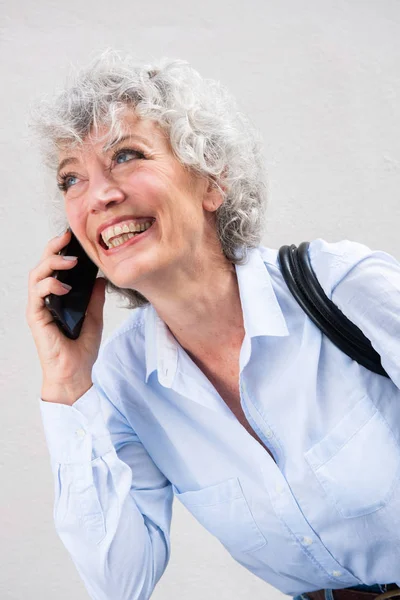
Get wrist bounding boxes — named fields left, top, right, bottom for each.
left=41, top=379, right=93, bottom=406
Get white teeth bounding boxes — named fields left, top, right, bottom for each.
left=102, top=220, right=153, bottom=244
left=109, top=233, right=131, bottom=248
left=106, top=223, right=153, bottom=249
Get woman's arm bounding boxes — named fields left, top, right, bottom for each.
left=39, top=364, right=173, bottom=600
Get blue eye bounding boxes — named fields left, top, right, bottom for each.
left=57, top=174, right=79, bottom=192
left=65, top=175, right=78, bottom=187
left=114, top=148, right=145, bottom=164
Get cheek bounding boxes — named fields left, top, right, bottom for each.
left=65, top=200, right=84, bottom=227
left=64, top=206, right=93, bottom=253
left=131, top=170, right=172, bottom=206
left=132, top=167, right=192, bottom=207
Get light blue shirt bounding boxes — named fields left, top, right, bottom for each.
left=39, top=239, right=400, bottom=599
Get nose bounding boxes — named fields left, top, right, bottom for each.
left=87, top=169, right=126, bottom=212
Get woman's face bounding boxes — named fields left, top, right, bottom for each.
left=56, top=112, right=222, bottom=292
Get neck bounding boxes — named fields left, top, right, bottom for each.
left=140, top=245, right=245, bottom=361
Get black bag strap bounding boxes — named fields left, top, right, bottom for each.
left=278, top=242, right=389, bottom=378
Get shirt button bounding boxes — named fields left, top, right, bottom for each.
left=275, top=482, right=284, bottom=494
left=302, top=536, right=313, bottom=546
left=265, top=428, right=273, bottom=439
left=332, top=571, right=342, bottom=578
left=75, top=428, right=86, bottom=438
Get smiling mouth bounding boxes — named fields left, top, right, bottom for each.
left=99, top=220, right=155, bottom=250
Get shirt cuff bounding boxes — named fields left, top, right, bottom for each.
left=39, top=385, right=113, bottom=464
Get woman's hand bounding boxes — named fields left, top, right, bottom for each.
left=26, top=229, right=106, bottom=405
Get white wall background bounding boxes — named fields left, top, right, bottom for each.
left=1, top=0, right=400, bottom=598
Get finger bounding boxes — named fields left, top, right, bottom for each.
left=29, top=253, right=78, bottom=287
left=26, top=276, right=73, bottom=326
left=39, top=228, right=72, bottom=262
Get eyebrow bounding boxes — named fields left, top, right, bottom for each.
left=56, top=134, right=151, bottom=177
left=103, top=133, right=151, bottom=152
left=57, top=157, right=78, bottom=177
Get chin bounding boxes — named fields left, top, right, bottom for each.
left=105, top=260, right=157, bottom=291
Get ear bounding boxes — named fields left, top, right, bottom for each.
left=202, top=176, right=225, bottom=213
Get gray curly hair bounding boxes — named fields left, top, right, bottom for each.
left=31, top=49, right=268, bottom=309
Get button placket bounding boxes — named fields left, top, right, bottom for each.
left=75, top=428, right=86, bottom=439
left=302, top=536, right=313, bottom=546
left=240, top=376, right=278, bottom=460
left=260, top=463, right=361, bottom=588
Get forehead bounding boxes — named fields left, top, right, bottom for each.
left=57, top=112, right=168, bottom=164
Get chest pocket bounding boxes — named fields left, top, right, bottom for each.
left=305, top=394, right=400, bottom=519
left=173, top=476, right=267, bottom=554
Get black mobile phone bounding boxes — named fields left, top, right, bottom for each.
left=44, top=228, right=99, bottom=339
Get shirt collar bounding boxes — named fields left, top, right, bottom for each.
left=144, top=304, right=178, bottom=386
left=235, top=246, right=289, bottom=339
left=144, top=246, right=289, bottom=385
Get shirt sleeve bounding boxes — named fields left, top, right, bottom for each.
left=324, top=242, right=400, bottom=389
left=39, top=365, right=173, bottom=600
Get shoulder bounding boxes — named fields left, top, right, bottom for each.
left=258, top=239, right=399, bottom=298
left=308, top=238, right=400, bottom=299
left=94, top=305, right=148, bottom=378
left=307, top=238, right=376, bottom=297
left=102, top=305, right=147, bottom=349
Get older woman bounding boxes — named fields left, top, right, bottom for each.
left=26, top=51, right=400, bottom=600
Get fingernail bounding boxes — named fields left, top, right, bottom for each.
left=62, top=256, right=77, bottom=261
left=61, top=283, right=72, bottom=290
